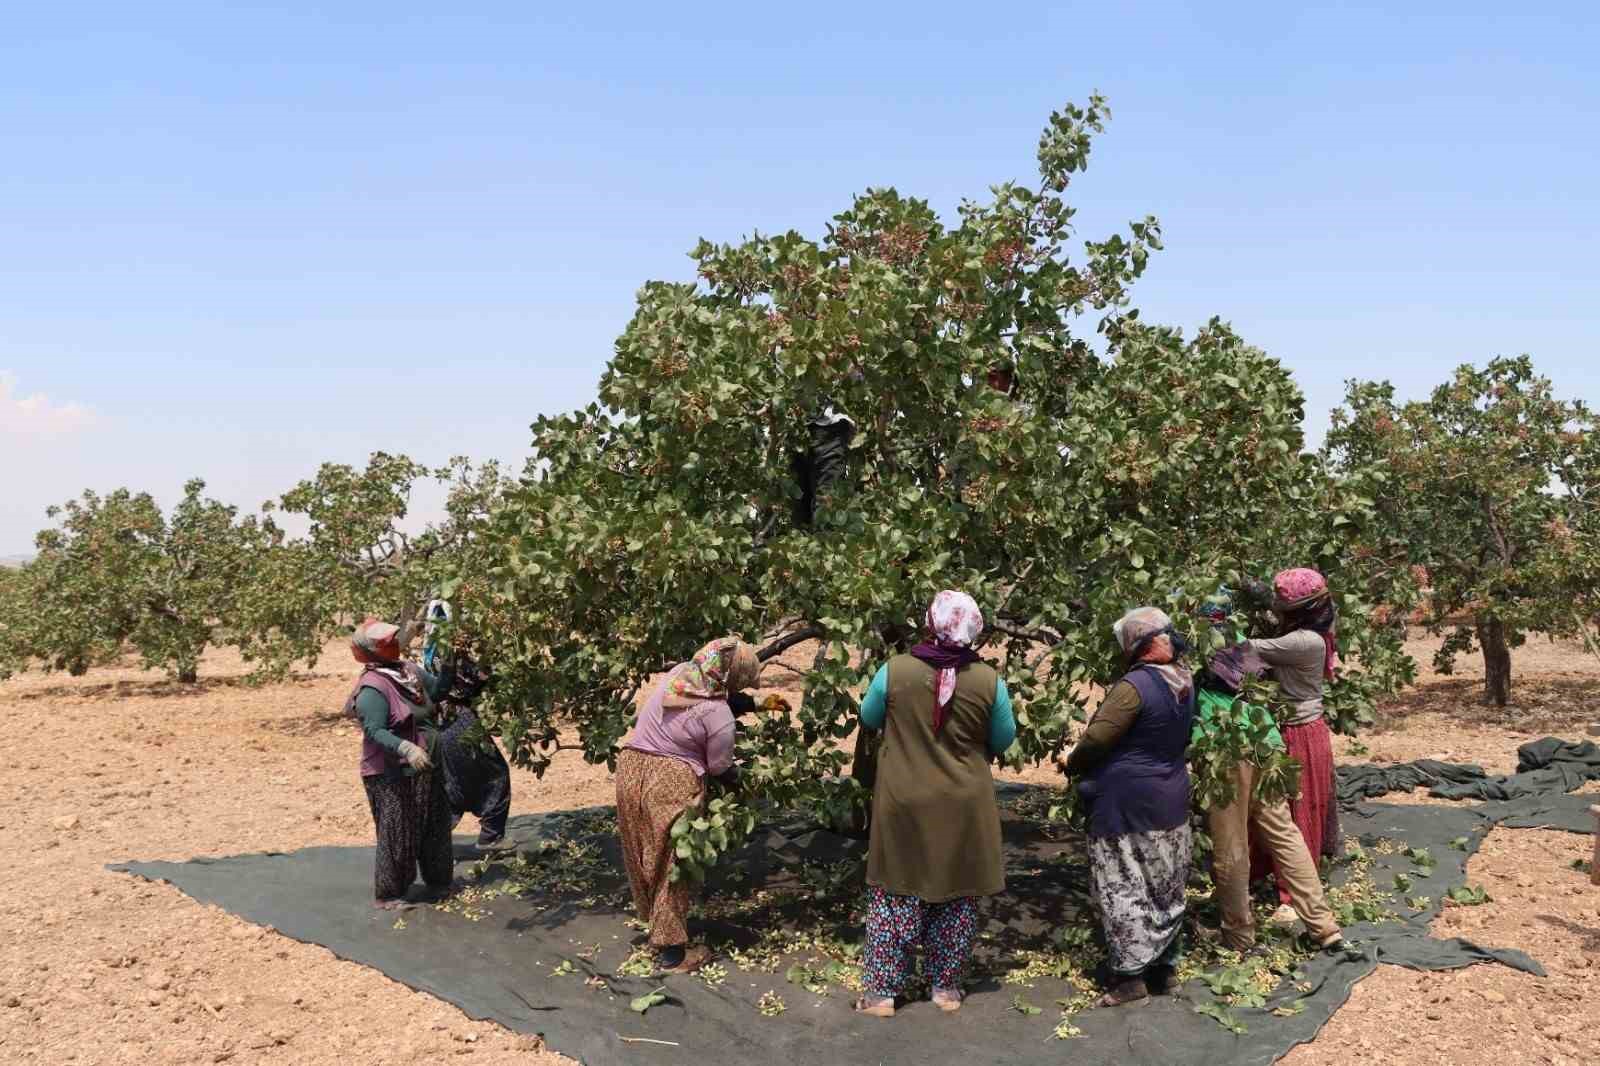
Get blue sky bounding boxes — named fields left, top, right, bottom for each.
left=2, top=3, right=1597, bottom=553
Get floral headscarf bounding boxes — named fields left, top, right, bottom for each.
left=1273, top=567, right=1338, bottom=680
left=910, top=590, right=985, bottom=733
left=1112, top=606, right=1192, bottom=700
left=662, top=637, right=761, bottom=712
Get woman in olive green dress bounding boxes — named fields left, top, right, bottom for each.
left=853, top=590, right=1016, bottom=1017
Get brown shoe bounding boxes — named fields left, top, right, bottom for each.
left=657, top=945, right=710, bottom=975
left=1098, top=976, right=1149, bottom=1008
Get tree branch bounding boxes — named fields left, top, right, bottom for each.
left=992, top=617, right=1063, bottom=646
left=758, top=624, right=823, bottom=662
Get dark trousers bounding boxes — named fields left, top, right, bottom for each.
left=439, top=710, right=513, bottom=843
left=363, top=770, right=454, bottom=901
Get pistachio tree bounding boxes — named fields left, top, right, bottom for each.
left=0, top=480, right=282, bottom=682
left=0, top=456, right=508, bottom=684
left=1325, top=356, right=1596, bottom=706
left=446, top=98, right=1411, bottom=871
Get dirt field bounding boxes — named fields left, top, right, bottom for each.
left=4, top=632, right=1598, bottom=1065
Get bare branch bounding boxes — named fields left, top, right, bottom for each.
left=992, top=618, right=1063, bottom=646
left=758, top=624, right=823, bottom=662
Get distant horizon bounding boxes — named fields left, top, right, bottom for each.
left=4, top=3, right=1596, bottom=554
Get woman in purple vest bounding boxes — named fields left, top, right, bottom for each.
left=1056, top=606, right=1195, bottom=1006
left=345, top=618, right=457, bottom=910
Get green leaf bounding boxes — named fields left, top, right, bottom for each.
left=1194, top=1002, right=1247, bottom=1035
left=629, top=987, right=669, bottom=1014
left=1009, top=994, right=1043, bottom=1015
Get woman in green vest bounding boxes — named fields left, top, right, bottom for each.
left=852, top=590, right=1016, bottom=1017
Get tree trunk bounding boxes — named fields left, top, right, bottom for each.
left=1476, top=616, right=1512, bottom=707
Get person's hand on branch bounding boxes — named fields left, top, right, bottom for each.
left=1052, top=746, right=1075, bottom=776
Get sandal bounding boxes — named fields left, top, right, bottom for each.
left=854, top=996, right=895, bottom=1018
left=658, top=945, right=711, bottom=975
left=931, top=987, right=962, bottom=1013
left=1098, top=976, right=1149, bottom=1008
left=373, top=899, right=415, bottom=912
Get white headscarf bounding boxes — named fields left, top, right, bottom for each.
left=1112, top=606, right=1192, bottom=700
left=921, top=590, right=985, bottom=722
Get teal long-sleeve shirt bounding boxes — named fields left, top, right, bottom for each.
left=858, top=663, right=1016, bottom=756
left=355, top=663, right=455, bottom=759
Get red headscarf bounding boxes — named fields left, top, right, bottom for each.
left=351, top=617, right=402, bottom=664
left=1273, top=568, right=1338, bottom=680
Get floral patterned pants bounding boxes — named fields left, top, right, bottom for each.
left=615, top=749, right=702, bottom=947
left=862, top=887, right=979, bottom=998
left=363, top=770, right=454, bottom=902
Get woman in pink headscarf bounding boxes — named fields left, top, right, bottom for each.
left=851, top=590, right=1017, bottom=1017
left=1247, top=568, right=1342, bottom=917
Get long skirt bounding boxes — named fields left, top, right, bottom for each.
left=439, top=709, right=513, bottom=843
left=1251, top=717, right=1338, bottom=902
left=615, top=749, right=702, bottom=948
left=363, top=770, right=455, bottom=902
left=1088, top=825, right=1192, bottom=976
left=861, top=887, right=979, bottom=998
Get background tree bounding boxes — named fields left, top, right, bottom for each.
left=0, top=481, right=282, bottom=682
left=0, top=455, right=508, bottom=684
left=1325, top=356, right=1596, bottom=706
left=269, top=451, right=510, bottom=654
left=448, top=98, right=1413, bottom=867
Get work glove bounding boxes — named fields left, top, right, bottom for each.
left=397, top=740, right=433, bottom=772
left=728, top=691, right=757, bottom=717
left=713, top=764, right=743, bottom=792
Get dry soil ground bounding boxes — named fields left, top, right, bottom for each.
left=3, top=633, right=1598, bottom=1065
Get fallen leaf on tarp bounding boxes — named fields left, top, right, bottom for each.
left=1010, top=994, right=1043, bottom=1015
left=630, top=987, right=668, bottom=1014
left=1194, top=1002, right=1247, bottom=1035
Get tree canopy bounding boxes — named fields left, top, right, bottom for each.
left=448, top=98, right=1413, bottom=866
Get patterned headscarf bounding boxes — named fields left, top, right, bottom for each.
left=1273, top=567, right=1338, bottom=680
left=1112, top=606, right=1192, bottom=700
left=910, top=590, right=985, bottom=733
left=350, top=617, right=425, bottom=704
left=351, top=617, right=402, bottom=664
left=1196, top=587, right=1266, bottom=694
left=661, top=637, right=761, bottom=712
left=1198, top=587, right=1234, bottom=627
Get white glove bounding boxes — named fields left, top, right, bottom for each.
left=397, top=740, right=433, bottom=772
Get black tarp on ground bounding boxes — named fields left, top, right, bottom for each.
left=1338, top=736, right=1600, bottom=835
left=113, top=778, right=1547, bottom=1066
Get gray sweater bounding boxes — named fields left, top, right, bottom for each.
left=1248, top=630, right=1327, bottom=724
